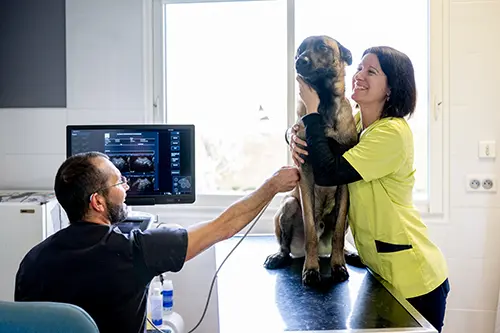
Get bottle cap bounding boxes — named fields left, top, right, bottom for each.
left=163, top=279, right=173, bottom=289
left=153, top=288, right=162, bottom=296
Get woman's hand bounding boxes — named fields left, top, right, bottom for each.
left=288, top=124, right=308, bottom=167
left=297, top=76, right=320, bottom=114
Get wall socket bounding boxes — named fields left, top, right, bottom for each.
left=466, top=174, right=497, bottom=192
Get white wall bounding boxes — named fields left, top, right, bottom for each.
left=438, top=1, right=500, bottom=332
left=0, top=0, right=499, bottom=333
left=0, top=0, right=219, bottom=332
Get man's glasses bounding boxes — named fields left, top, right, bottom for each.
left=112, top=176, right=128, bottom=188
left=89, top=176, right=129, bottom=202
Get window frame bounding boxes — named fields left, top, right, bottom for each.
left=148, top=0, right=450, bottom=225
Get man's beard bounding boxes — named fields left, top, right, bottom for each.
left=105, top=198, right=128, bottom=224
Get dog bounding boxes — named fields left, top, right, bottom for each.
left=263, top=35, right=359, bottom=287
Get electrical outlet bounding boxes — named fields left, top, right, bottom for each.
left=468, top=177, right=481, bottom=190
left=483, top=178, right=494, bottom=190
left=466, top=175, right=497, bottom=192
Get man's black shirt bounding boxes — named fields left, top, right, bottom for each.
left=15, top=221, right=188, bottom=333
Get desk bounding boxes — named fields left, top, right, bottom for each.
left=215, top=235, right=436, bottom=333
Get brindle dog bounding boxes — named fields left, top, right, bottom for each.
left=264, top=36, right=359, bottom=287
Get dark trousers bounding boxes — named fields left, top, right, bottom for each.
left=407, top=279, right=450, bottom=333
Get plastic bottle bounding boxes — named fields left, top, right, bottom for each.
left=151, top=288, right=163, bottom=326
left=162, top=278, right=174, bottom=316
left=150, top=275, right=162, bottom=295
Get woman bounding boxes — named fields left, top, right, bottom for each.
left=287, top=46, right=450, bottom=332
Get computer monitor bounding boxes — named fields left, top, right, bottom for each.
left=66, top=124, right=195, bottom=206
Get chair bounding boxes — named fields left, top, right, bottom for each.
left=0, top=300, right=99, bottom=333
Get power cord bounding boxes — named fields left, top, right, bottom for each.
left=148, top=201, right=271, bottom=333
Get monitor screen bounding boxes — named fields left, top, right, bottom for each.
left=66, top=124, right=195, bottom=205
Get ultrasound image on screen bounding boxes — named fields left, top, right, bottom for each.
left=130, top=176, right=155, bottom=193
left=130, top=155, right=155, bottom=173
left=110, top=155, right=130, bottom=172
left=178, top=177, right=191, bottom=189
left=172, top=176, right=192, bottom=195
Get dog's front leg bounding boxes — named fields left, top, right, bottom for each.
left=330, top=184, right=349, bottom=282
left=298, top=163, right=321, bottom=287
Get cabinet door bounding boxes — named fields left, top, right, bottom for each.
left=0, top=204, right=43, bottom=301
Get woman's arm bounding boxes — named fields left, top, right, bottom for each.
left=295, top=77, right=407, bottom=185
left=301, top=113, right=362, bottom=186
left=292, top=76, right=362, bottom=186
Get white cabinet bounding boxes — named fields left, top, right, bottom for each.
left=0, top=191, right=66, bottom=301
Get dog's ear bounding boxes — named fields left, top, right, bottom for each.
left=338, top=42, right=352, bottom=66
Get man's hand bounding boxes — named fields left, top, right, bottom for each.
left=268, top=166, right=300, bottom=193
left=184, top=166, right=299, bottom=262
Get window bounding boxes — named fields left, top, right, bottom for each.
left=295, top=0, right=430, bottom=201
left=152, top=0, right=447, bottom=216
left=159, top=0, right=287, bottom=194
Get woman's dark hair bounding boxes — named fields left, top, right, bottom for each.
left=362, top=46, right=417, bottom=119
left=54, top=151, right=110, bottom=223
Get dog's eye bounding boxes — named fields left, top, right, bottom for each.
left=318, top=44, right=329, bottom=52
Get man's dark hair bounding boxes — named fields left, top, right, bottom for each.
left=54, top=151, right=110, bottom=223
left=362, top=46, right=417, bottom=119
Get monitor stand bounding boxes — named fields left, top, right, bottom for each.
left=115, top=208, right=157, bottom=235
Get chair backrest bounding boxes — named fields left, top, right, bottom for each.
left=0, top=300, right=99, bottom=333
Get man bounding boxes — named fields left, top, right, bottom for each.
left=15, top=151, right=299, bottom=333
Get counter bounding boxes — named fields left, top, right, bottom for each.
left=215, top=235, right=436, bottom=333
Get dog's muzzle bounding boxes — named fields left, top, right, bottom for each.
left=295, top=55, right=311, bottom=74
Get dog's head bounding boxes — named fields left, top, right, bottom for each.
left=295, top=36, right=352, bottom=90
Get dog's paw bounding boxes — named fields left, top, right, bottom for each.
left=344, top=252, right=365, bottom=268
left=302, top=268, right=321, bottom=287
left=263, top=252, right=292, bottom=269
left=331, top=264, right=349, bottom=283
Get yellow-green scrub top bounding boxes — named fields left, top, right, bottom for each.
left=343, top=112, right=448, bottom=298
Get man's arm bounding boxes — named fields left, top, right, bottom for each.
left=131, top=166, right=299, bottom=280
left=185, top=167, right=297, bottom=261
